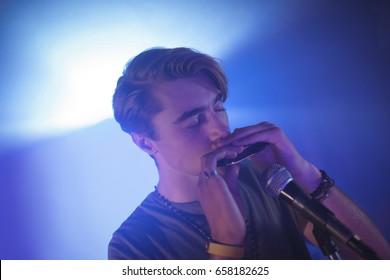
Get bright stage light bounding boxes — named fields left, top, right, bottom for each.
left=1, top=1, right=265, bottom=141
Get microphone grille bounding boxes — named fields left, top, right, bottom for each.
left=260, top=164, right=293, bottom=197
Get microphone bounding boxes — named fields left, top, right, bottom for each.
left=259, top=164, right=379, bottom=259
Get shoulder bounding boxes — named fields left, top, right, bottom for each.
left=108, top=191, right=209, bottom=260
left=108, top=192, right=170, bottom=259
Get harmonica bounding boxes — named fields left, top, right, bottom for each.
left=217, top=142, right=268, bottom=167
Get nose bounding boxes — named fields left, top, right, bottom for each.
left=207, top=111, right=230, bottom=142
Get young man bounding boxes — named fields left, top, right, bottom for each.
left=108, top=47, right=390, bottom=259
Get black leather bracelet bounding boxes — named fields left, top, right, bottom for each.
left=310, top=170, right=335, bottom=202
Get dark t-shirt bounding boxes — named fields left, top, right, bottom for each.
left=108, top=161, right=311, bottom=259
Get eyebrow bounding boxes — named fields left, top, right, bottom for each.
left=173, top=93, right=223, bottom=124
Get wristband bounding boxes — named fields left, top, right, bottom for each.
left=310, top=170, right=335, bottom=202
left=206, top=241, right=244, bottom=258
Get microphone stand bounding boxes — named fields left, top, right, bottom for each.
left=261, top=164, right=380, bottom=259
left=312, top=226, right=341, bottom=260
left=279, top=180, right=379, bottom=259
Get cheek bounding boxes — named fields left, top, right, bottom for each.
left=159, top=129, right=206, bottom=156
left=168, top=129, right=211, bottom=160
left=179, top=131, right=209, bottom=151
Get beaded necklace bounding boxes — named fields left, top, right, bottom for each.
left=154, top=188, right=259, bottom=259
left=154, top=189, right=211, bottom=241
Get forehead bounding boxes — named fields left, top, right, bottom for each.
left=154, top=75, right=219, bottom=114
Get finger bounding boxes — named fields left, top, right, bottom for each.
left=215, top=122, right=276, bottom=147
left=200, top=146, right=244, bottom=172
left=230, top=128, right=275, bottom=147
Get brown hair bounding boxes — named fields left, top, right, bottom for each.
left=112, top=47, right=228, bottom=139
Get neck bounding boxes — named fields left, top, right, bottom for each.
left=156, top=169, right=199, bottom=203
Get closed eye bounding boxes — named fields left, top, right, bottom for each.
left=185, top=113, right=205, bottom=129
left=214, top=92, right=226, bottom=112
left=214, top=100, right=226, bottom=112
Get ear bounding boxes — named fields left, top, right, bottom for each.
left=131, top=133, right=158, bottom=156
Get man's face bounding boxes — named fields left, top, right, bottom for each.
left=150, top=75, right=230, bottom=176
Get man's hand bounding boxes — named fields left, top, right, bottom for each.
left=196, top=146, right=246, bottom=250
left=215, top=122, right=321, bottom=193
